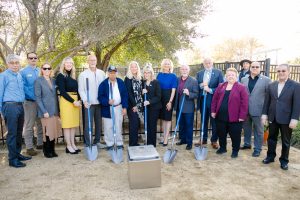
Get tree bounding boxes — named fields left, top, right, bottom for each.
left=0, top=0, right=208, bottom=70
left=213, top=37, right=264, bottom=62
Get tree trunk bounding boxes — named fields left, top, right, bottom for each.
left=95, top=42, right=103, bottom=69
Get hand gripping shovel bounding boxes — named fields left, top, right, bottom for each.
left=108, top=82, right=123, bottom=164
left=194, top=92, right=208, bottom=160
left=163, top=94, right=185, bottom=164
left=84, top=78, right=98, bottom=161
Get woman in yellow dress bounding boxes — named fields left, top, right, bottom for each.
left=56, top=57, right=81, bottom=154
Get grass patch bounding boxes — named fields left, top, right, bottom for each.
left=291, top=123, right=300, bottom=149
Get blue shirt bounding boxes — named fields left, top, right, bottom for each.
left=156, top=72, right=178, bottom=90
left=20, top=65, right=40, bottom=100
left=0, top=69, right=25, bottom=113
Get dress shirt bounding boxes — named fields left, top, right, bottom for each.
left=109, top=80, right=121, bottom=106
left=78, top=68, right=105, bottom=105
left=0, top=69, right=25, bottom=113
left=20, top=65, right=40, bottom=100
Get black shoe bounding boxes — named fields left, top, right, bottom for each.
left=252, top=151, right=260, bottom=157
left=117, top=145, right=124, bottom=149
left=9, top=159, right=26, bottom=168
left=75, top=149, right=81, bottom=153
left=106, top=146, right=113, bottom=151
left=262, top=157, right=274, bottom=164
left=280, top=163, right=288, bottom=170
left=163, top=142, right=168, bottom=147
left=186, top=144, right=192, bottom=150
left=216, top=148, right=227, bottom=154
left=18, top=154, right=32, bottom=161
left=231, top=151, right=238, bottom=158
left=176, top=141, right=186, bottom=146
left=240, top=145, right=251, bottom=150
left=65, top=147, right=78, bottom=154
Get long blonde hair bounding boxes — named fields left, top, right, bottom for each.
left=160, top=58, right=174, bottom=73
left=126, top=61, right=142, bottom=80
left=59, top=57, right=76, bottom=79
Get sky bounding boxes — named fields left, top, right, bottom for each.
left=179, top=0, right=300, bottom=64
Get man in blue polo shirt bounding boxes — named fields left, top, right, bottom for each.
left=0, top=54, right=32, bottom=168
left=20, top=52, right=43, bottom=156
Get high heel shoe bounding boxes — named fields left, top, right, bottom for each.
left=75, top=149, right=81, bottom=153
left=65, top=147, right=78, bottom=154
left=163, top=142, right=168, bottom=147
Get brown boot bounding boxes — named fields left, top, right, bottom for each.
left=26, top=148, right=38, bottom=156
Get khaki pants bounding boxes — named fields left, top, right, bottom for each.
left=23, top=100, right=43, bottom=149
left=103, top=105, right=123, bottom=147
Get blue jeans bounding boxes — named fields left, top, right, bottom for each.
left=2, top=103, right=24, bottom=161
left=178, top=112, right=194, bottom=145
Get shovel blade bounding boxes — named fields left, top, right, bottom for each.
left=108, top=148, right=123, bottom=164
left=163, top=149, right=178, bottom=163
left=84, top=145, right=98, bottom=161
left=194, top=146, right=208, bottom=161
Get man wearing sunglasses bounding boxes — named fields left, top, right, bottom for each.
left=262, top=64, right=300, bottom=170
left=20, top=52, right=43, bottom=156
left=240, top=62, right=271, bottom=157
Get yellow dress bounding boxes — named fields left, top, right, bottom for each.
left=59, top=93, right=80, bottom=128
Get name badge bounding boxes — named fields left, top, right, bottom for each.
left=27, top=74, right=33, bottom=77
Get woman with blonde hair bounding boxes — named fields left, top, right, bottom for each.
left=56, top=57, right=81, bottom=154
left=124, top=61, right=143, bottom=146
left=142, top=64, right=162, bottom=147
left=35, top=63, right=61, bottom=158
left=156, top=58, right=178, bottom=146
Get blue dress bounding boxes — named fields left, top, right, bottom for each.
left=156, top=72, right=178, bottom=120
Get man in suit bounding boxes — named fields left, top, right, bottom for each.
left=240, top=62, right=271, bottom=157
left=174, top=65, right=199, bottom=150
left=262, top=64, right=300, bottom=170
left=196, top=58, right=224, bottom=149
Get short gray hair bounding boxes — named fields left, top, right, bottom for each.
left=6, top=54, right=20, bottom=64
left=278, top=63, right=290, bottom=71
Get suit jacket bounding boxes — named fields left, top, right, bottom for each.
left=262, top=79, right=300, bottom=124
left=144, top=79, right=162, bottom=110
left=174, top=76, right=199, bottom=113
left=98, top=78, right=128, bottom=118
left=196, top=68, right=224, bottom=109
left=241, top=75, right=271, bottom=117
left=34, top=77, right=59, bottom=118
left=211, top=82, right=249, bottom=122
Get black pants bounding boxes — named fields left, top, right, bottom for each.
left=84, top=104, right=102, bottom=146
left=216, top=119, right=242, bottom=153
left=267, top=120, right=292, bottom=164
left=146, top=108, right=160, bottom=147
left=128, top=108, right=140, bottom=146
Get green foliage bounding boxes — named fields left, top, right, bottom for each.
left=291, top=123, right=300, bottom=148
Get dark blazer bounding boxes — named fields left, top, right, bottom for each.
left=262, top=79, right=300, bottom=124
left=144, top=79, right=162, bottom=110
left=196, top=68, right=224, bottom=109
left=34, top=77, right=59, bottom=118
left=211, top=82, right=249, bottom=122
left=98, top=77, right=128, bottom=118
left=238, top=70, right=250, bottom=82
left=124, top=77, right=143, bottom=110
left=174, top=76, right=199, bottom=113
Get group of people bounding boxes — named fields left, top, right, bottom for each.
left=0, top=53, right=299, bottom=171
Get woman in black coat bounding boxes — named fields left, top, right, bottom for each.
left=124, top=61, right=144, bottom=146
left=142, top=65, right=162, bottom=147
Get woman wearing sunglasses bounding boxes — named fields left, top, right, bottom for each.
left=34, top=63, right=61, bottom=158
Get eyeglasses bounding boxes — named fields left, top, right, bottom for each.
left=8, top=61, right=20, bottom=65
left=28, top=57, right=38, bottom=60
left=277, top=70, right=287, bottom=73
left=251, top=66, right=260, bottom=69
left=42, top=67, right=51, bottom=70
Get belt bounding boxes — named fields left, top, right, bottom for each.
left=3, top=102, right=23, bottom=105
left=113, top=104, right=121, bottom=107
left=25, top=99, right=35, bottom=102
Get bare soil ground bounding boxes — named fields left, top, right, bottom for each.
left=0, top=139, right=300, bottom=200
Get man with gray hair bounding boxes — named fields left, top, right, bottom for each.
left=0, top=54, right=32, bottom=168
left=262, top=64, right=300, bottom=170
left=174, top=64, right=199, bottom=150
left=240, top=61, right=271, bottom=157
